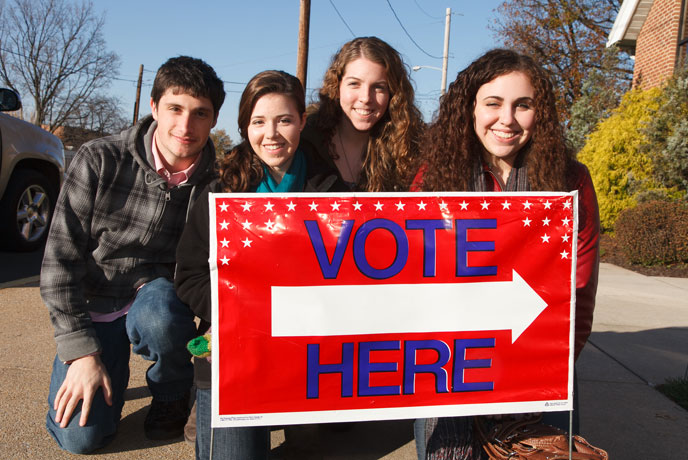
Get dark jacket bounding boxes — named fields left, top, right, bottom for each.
left=41, top=115, right=216, bottom=362
left=175, top=147, right=347, bottom=388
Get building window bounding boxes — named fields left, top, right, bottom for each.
left=680, top=0, right=688, bottom=66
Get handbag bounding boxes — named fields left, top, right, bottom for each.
left=474, top=415, right=609, bottom=460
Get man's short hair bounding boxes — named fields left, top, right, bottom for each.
left=151, top=56, right=226, bottom=117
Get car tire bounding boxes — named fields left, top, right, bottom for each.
left=0, top=169, right=57, bottom=252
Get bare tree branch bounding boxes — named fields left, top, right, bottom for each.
left=491, top=0, right=633, bottom=121
left=0, top=0, right=120, bottom=131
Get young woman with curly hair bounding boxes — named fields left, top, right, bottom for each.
left=175, top=70, right=346, bottom=460
left=414, top=49, right=600, bottom=460
left=303, top=36, right=424, bottom=191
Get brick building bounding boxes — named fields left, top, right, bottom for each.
left=608, top=0, right=688, bottom=88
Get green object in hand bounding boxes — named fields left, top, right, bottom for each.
left=187, top=333, right=211, bottom=358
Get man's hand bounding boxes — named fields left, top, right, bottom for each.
left=54, top=354, right=113, bottom=427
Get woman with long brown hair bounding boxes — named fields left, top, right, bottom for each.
left=304, top=36, right=424, bottom=192
left=415, top=48, right=600, bottom=459
left=175, top=70, right=346, bottom=460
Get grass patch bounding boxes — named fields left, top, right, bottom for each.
left=656, top=377, right=688, bottom=410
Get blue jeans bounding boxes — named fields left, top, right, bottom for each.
left=414, top=372, right=580, bottom=459
left=195, top=388, right=270, bottom=460
left=46, top=278, right=196, bottom=454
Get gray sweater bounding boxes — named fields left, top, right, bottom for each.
left=40, top=116, right=215, bottom=362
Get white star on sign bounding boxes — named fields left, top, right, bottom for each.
left=309, top=202, right=319, bottom=211
left=459, top=201, right=469, bottom=210
left=543, top=201, right=552, bottom=209
left=241, top=202, right=252, bottom=212
left=220, top=238, right=229, bottom=248
left=439, top=201, right=448, bottom=211
left=480, top=200, right=490, bottom=210
left=501, top=200, right=511, bottom=210
left=331, top=202, right=341, bottom=211
left=219, top=220, right=229, bottom=230
left=265, top=219, right=275, bottom=231
left=220, top=256, right=230, bottom=265
left=523, top=217, right=532, bottom=227
left=523, top=200, right=532, bottom=210
left=374, top=201, right=384, bottom=211
left=417, top=201, right=427, bottom=210
left=241, top=220, right=251, bottom=230
left=219, top=202, right=229, bottom=212
left=561, top=234, right=570, bottom=242
left=287, top=202, right=296, bottom=211
left=542, top=217, right=551, bottom=226
left=560, top=250, right=569, bottom=259
left=541, top=234, right=550, bottom=243
left=241, top=238, right=252, bottom=247
left=353, top=202, right=363, bottom=211
left=395, top=201, right=406, bottom=211
left=563, top=201, right=572, bottom=209
left=264, top=202, right=275, bottom=212
left=562, top=217, right=571, bottom=226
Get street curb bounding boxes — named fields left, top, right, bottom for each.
left=0, top=275, right=40, bottom=289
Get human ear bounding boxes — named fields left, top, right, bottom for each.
left=150, top=98, right=158, bottom=120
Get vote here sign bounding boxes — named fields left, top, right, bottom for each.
left=209, top=192, right=578, bottom=427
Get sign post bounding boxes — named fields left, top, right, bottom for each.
left=209, top=192, right=578, bottom=427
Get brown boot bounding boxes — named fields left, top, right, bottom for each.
left=184, top=399, right=197, bottom=445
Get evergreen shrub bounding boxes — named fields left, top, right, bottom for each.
left=614, top=200, right=688, bottom=265
left=577, top=87, right=683, bottom=230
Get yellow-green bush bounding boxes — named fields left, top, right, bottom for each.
left=577, top=87, right=681, bottom=230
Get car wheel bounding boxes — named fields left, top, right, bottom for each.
left=0, top=169, right=57, bottom=252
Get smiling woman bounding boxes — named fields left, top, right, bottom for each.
left=472, top=71, right=535, bottom=188
left=247, top=93, right=306, bottom=181
left=303, top=36, right=424, bottom=192
left=414, top=48, right=601, bottom=460
left=174, top=69, right=347, bottom=460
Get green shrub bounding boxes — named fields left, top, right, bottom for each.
left=577, top=87, right=682, bottom=230
left=567, top=61, right=626, bottom=153
left=614, top=200, right=688, bottom=265
left=640, top=67, right=688, bottom=193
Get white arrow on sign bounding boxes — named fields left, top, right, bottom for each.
left=271, top=270, right=548, bottom=343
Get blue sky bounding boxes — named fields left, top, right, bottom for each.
left=92, top=0, right=503, bottom=141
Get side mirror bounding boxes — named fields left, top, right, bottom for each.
left=0, top=88, right=22, bottom=112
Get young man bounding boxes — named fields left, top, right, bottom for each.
left=40, top=56, right=225, bottom=454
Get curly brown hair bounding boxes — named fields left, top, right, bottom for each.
left=419, top=49, right=574, bottom=192
left=218, top=70, right=305, bottom=192
left=312, top=36, right=424, bottom=191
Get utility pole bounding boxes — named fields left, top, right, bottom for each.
left=441, top=8, right=451, bottom=95
left=297, top=0, right=311, bottom=89
left=132, top=64, right=143, bottom=125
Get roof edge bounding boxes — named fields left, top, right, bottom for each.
left=607, top=0, right=643, bottom=47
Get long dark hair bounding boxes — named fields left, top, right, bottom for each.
left=312, top=36, right=424, bottom=191
left=218, top=70, right=305, bottom=192
left=420, top=49, right=573, bottom=192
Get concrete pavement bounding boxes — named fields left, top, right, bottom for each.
left=0, top=263, right=686, bottom=459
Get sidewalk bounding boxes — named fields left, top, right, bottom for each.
left=0, top=263, right=686, bottom=459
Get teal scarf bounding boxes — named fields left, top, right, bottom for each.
left=255, top=149, right=306, bottom=193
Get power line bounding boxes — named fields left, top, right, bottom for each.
left=385, top=0, right=442, bottom=60
left=413, top=0, right=442, bottom=20
left=328, top=0, right=356, bottom=37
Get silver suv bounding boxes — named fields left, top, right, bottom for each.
left=0, top=88, right=64, bottom=251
